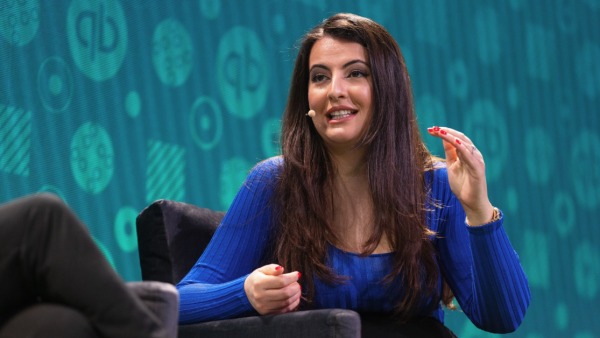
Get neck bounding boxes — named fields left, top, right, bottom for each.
left=329, top=146, right=369, bottom=181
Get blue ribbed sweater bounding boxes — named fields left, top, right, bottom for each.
left=177, top=157, right=530, bottom=333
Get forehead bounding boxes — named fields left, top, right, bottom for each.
left=309, top=37, right=369, bottom=66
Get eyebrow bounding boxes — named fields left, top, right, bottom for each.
left=309, top=59, right=370, bottom=72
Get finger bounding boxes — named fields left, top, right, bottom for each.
left=258, top=285, right=300, bottom=313
left=427, top=127, right=455, bottom=164
left=446, top=135, right=482, bottom=169
left=260, top=271, right=301, bottom=289
left=250, top=282, right=298, bottom=308
left=428, top=127, right=476, bottom=162
left=437, top=127, right=474, bottom=145
left=264, top=282, right=301, bottom=301
left=427, top=126, right=475, bottom=150
left=272, top=296, right=301, bottom=315
left=442, top=139, right=458, bottom=165
left=270, top=290, right=302, bottom=314
left=258, top=264, right=284, bottom=276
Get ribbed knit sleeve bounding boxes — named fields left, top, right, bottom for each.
left=430, top=165, right=530, bottom=333
left=176, top=157, right=281, bottom=324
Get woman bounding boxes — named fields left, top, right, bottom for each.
left=177, top=13, right=530, bottom=334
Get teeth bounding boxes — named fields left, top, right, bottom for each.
left=330, top=110, right=355, bottom=119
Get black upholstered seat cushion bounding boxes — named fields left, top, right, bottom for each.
left=136, top=199, right=225, bottom=285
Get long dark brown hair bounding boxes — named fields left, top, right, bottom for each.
left=272, top=13, right=454, bottom=322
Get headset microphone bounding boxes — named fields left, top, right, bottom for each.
left=306, top=110, right=316, bottom=117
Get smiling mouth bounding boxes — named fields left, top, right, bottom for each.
left=327, top=110, right=358, bottom=120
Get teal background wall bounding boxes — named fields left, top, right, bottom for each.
left=1, top=0, right=599, bottom=336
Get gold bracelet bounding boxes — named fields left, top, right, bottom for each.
left=466, top=207, right=500, bottom=227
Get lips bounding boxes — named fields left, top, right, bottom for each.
left=329, top=110, right=357, bottom=120
left=326, top=106, right=359, bottom=121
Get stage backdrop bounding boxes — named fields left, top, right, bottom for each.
left=1, top=0, right=598, bottom=336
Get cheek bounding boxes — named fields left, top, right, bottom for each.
left=360, top=87, right=372, bottom=108
left=308, top=87, right=327, bottom=109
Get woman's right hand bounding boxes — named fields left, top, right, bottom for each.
left=244, top=264, right=302, bottom=315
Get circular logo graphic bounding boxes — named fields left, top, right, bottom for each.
left=125, top=90, right=141, bottom=117
left=571, top=131, right=600, bottom=208
left=576, top=42, right=600, bottom=99
left=464, top=100, right=507, bottom=182
left=261, top=118, right=281, bottom=157
left=217, top=26, right=269, bottom=119
left=447, top=60, right=468, bottom=99
left=67, top=0, right=127, bottom=81
left=70, top=122, right=114, bottom=194
left=199, top=0, right=220, bottom=19
left=190, top=96, right=223, bottom=150
left=574, top=241, right=600, bottom=299
left=37, top=56, right=74, bottom=113
left=415, top=94, right=446, bottom=157
left=114, top=206, right=138, bottom=252
left=152, top=19, right=193, bottom=87
left=525, top=128, right=554, bottom=184
left=553, top=192, right=575, bottom=237
left=219, top=157, right=252, bottom=210
left=0, top=0, right=39, bottom=46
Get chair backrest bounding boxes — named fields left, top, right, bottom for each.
left=136, top=199, right=226, bottom=284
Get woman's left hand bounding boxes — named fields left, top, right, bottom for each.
left=428, top=126, right=494, bottom=226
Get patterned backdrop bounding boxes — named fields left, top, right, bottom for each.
left=1, top=0, right=599, bottom=336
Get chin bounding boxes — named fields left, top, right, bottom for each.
left=323, top=136, right=360, bottom=149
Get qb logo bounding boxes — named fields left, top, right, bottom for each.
left=217, top=26, right=268, bottom=119
left=67, top=0, right=127, bottom=81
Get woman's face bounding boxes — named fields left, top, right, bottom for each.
left=308, top=37, right=373, bottom=152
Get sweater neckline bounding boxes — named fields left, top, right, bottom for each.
left=328, top=242, right=395, bottom=257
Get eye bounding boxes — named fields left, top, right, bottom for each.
left=311, top=74, right=327, bottom=83
left=349, top=70, right=368, bottom=78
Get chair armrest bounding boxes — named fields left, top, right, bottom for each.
left=127, top=281, right=179, bottom=338
left=177, top=309, right=360, bottom=338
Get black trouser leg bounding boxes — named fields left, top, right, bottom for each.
left=0, top=304, right=99, bottom=338
left=0, top=194, right=168, bottom=338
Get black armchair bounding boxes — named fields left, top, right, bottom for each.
left=135, top=199, right=360, bottom=338
left=136, top=200, right=456, bottom=338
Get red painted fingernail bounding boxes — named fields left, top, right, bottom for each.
left=275, top=266, right=282, bottom=270
left=427, top=128, right=433, bottom=133
left=440, top=130, right=447, bottom=135
left=433, top=126, right=440, bottom=131
left=455, top=139, right=461, bottom=145
left=298, top=272, right=301, bottom=279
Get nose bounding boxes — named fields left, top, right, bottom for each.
left=327, top=72, right=347, bottom=102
